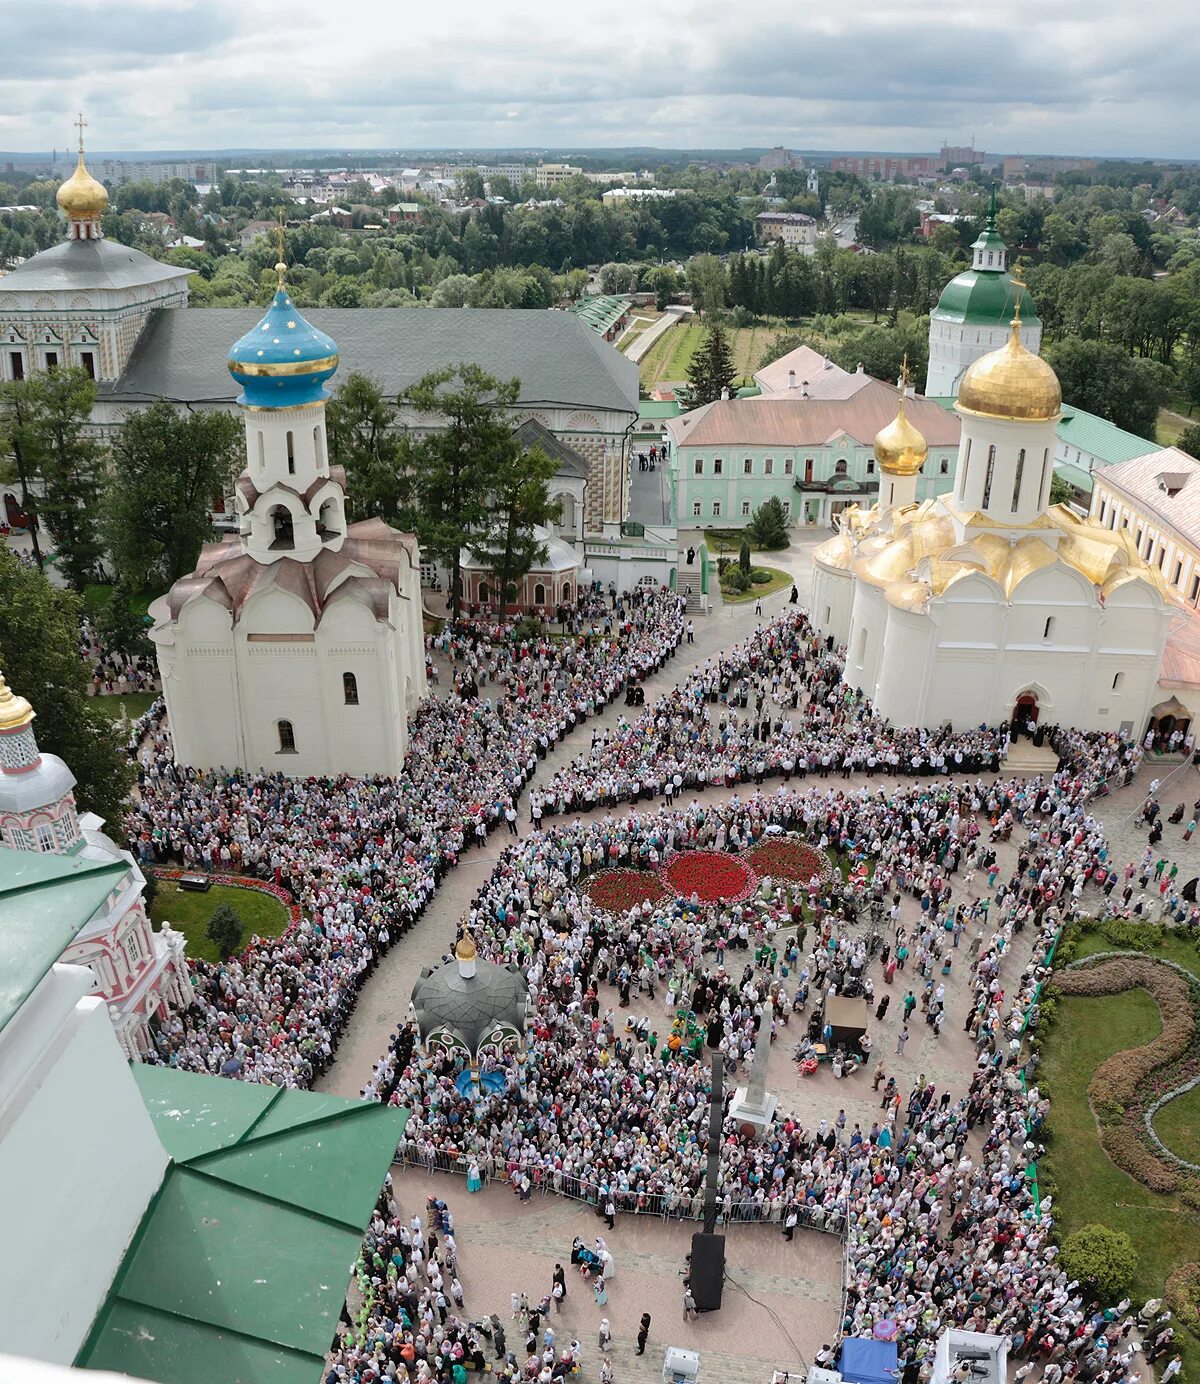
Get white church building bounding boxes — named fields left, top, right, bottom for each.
left=813, top=298, right=1172, bottom=735
left=148, top=256, right=426, bottom=778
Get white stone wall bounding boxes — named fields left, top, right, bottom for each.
left=811, top=560, right=854, bottom=646
left=0, top=972, right=167, bottom=1363
left=926, top=318, right=1042, bottom=399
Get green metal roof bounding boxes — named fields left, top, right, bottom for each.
left=1056, top=405, right=1154, bottom=467
left=78, top=1067, right=409, bottom=1384
left=1055, top=461, right=1095, bottom=492
left=933, top=268, right=1039, bottom=326
left=569, top=294, right=632, bottom=334
left=0, top=846, right=127, bottom=1036
left=638, top=400, right=682, bottom=420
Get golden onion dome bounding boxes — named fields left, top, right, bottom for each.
left=957, top=317, right=1061, bottom=422
left=56, top=150, right=109, bottom=222
left=874, top=398, right=928, bottom=477
left=0, top=672, right=35, bottom=731
left=454, top=932, right=478, bottom=962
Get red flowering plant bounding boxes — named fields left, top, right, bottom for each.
left=746, top=839, right=833, bottom=885
left=585, top=869, right=668, bottom=914
left=659, top=850, right=757, bottom=904
left=150, top=867, right=303, bottom=961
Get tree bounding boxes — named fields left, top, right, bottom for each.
left=0, top=549, right=135, bottom=826
left=746, top=497, right=791, bottom=549
left=685, top=323, right=737, bottom=408
left=1060, top=1225, right=1137, bottom=1302
left=0, top=377, right=47, bottom=568
left=474, top=441, right=561, bottom=617
left=30, top=367, right=106, bottom=589
left=103, top=403, right=243, bottom=588
left=1177, top=423, right=1200, bottom=461
left=326, top=373, right=410, bottom=524
left=687, top=254, right=726, bottom=317
left=738, top=537, right=752, bottom=574
left=400, top=365, right=519, bottom=616
left=205, top=901, right=245, bottom=962
left=1044, top=337, right=1173, bottom=439
left=1048, top=474, right=1074, bottom=507
left=97, top=582, right=151, bottom=657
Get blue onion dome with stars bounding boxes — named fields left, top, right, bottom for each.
left=227, top=257, right=339, bottom=409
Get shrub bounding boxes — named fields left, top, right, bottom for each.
left=750, top=569, right=772, bottom=585
left=206, top=901, right=245, bottom=962
left=722, top=569, right=751, bottom=593
left=1060, top=1224, right=1138, bottom=1301
left=1097, top=917, right=1163, bottom=952
left=1165, top=1262, right=1200, bottom=1332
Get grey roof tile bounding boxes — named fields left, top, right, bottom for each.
left=0, top=238, right=192, bottom=293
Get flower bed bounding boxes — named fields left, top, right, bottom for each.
left=150, top=866, right=302, bottom=959
left=660, top=850, right=756, bottom=904
left=585, top=868, right=667, bottom=914
left=746, top=839, right=833, bottom=885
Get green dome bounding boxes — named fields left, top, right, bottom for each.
left=934, top=268, right=1039, bottom=327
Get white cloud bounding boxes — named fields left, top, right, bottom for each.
left=0, top=0, right=1194, bottom=157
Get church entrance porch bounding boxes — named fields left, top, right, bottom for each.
left=1012, top=692, right=1041, bottom=740
left=1145, top=696, right=1193, bottom=756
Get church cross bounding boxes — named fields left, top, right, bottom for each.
left=74, top=111, right=87, bottom=154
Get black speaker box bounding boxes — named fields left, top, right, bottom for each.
left=690, top=1230, right=725, bottom=1311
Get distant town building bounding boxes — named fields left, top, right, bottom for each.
left=476, top=163, right=530, bottom=182
left=807, top=168, right=820, bottom=196
left=755, top=210, right=817, bottom=248
left=758, top=147, right=800, bottom=171
left=388, top=202, right=422, bottom=224
left=535, top=163, right=583, bottom=188
left=1002, top=154, right=1096, bottom=181
left=831, top=154, right=937, bottom=179
left=939, top=144, right=986, bottom=166
left=92, top=158, right=217, bottom=186
left=601, top=186, right=676, bottom=201
left=239, top=219, right=277, bottom=249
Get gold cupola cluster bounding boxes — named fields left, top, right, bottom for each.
left=956, top=275, right=1061, bottom=422
left=874, top=395, right=928, bottom=477
left=56, top=112, right=109, bottom=228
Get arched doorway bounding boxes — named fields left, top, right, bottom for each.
left=1146, top=696, right=1192, bottom=753
left=1013, top=691, right=1039, bottom=735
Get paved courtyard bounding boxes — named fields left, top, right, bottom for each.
left=318, top=529, right=1191, bottom=1384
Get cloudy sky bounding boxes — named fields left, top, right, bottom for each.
left=0, top=0, right=1195, bottom=158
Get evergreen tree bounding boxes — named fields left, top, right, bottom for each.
left=103, top=402, right=242, bottom=587
left=474, top=441, right=561, bottom=617
left=399, top=365, right=520, bottom=616
left=685, top=323, right=738, bottom=408
left=97, top=582, right=151, bottom=657
left=0, top=549, right=135, bottom=826
left=746, top=497, right=791, bottom=549
left=738, top=536, right=752, bottom=574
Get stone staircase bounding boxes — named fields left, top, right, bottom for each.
left=675, top=559, right=706, bottom=613
left=1002, top=737, right=1060, bottom=776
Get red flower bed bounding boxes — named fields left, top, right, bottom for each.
left=586, top=869, right=667, bottom=914
left=746, top=839, right=833, bottom=885
left=660, top=850, right=756, bottom=904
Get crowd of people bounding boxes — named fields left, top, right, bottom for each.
left=125, top=587, right=685, bottom=1085
left=121, top=591, right=1191, bottom=1384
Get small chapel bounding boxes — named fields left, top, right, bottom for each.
left=148, top=241, right=426, bottom=777
left=812, top=292, right=1173, bottom=735
left=0, top=674, right=190, bottom=1056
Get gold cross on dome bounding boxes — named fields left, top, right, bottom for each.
left=274, top=209, right=287, bottom=287
left=74, top=111, right=87, bottom=154
left=899, top=353, right=909, bottom=391
left=1009, top=264, right=1027, bottom=326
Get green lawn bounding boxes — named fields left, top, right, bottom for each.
left=83, top=583, right=156, bottom=620
left=90, top=691, right=157, bottom=722
left=1041, top=932, right=1200, bottom=1377
left=150, top=879, right=290, bottom=964
left=720, top=566, right=793, bottom=604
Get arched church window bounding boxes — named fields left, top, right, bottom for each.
left=286, top=430, right=295, bottom=475
left=35, top=823, right=56, bottom=852
left=562, top=583, right=572, bottom=603
left=314, top=426, right=324, bottom=468
left=270, top=506, right=294, bottom=550
left=479, top=582, right=490, bottom=604
left=981, top=446, right=997, bottom=509
left=1011, top=449, right=1025, bottom=512
left=1038, top=448, right=1051, bottom=508
left=343, top=672, right=359, bottom=705
left=534, top=582, right=546, bottom=605
left=834, top=458, right=848, bottom=475
left=277, top=720, right=296, bottom=753
left=1043, top=617, right=1055, bottom=640
left=257, top=431, right=265, bottom=471
left=318, top=497, right=340, bottom=538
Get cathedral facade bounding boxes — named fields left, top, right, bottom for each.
left=813, top=302, right=1172, bottom=735
left=148, top=260, right=426, bottom=777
